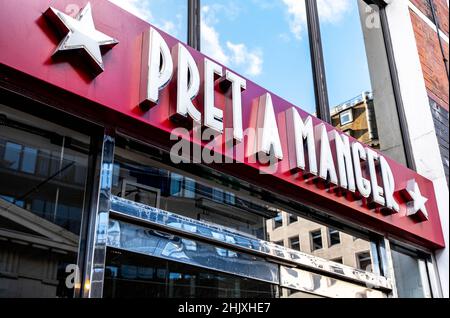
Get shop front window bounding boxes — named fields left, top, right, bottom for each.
left=111, top=136, right=381, bottom=278
left=391, top=244, right=434, bottom=298
left=104, top=249, right=278, bottom=298
left=0, top=104, right=91, bottom=297
left=104, top=221, right=279, bottom=298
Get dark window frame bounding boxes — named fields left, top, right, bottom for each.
left=328, top=228, right=341, bottom=247
left=273, top=212, right=283, bottom=229
left=310, top=229, right=323, bottom=251
left=289, top=236, right=301, bottom=251
left=356, top=251, right=372, bottom=271
left=288, top=213, right=298, bottom=225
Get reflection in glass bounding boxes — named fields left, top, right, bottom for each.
left=356, top=251, right=372, bottom=272
left=104, top=249, right=278, bottom=298
left=279, top=266, right=385, bottom=298
left=323, top=1, right=406, bottom=164
left=320, top=0, right=373, bottom=108
left=289, top=236, right=301, bottom=251
left=113, top=136, right=379, bottom=275
left=328, top=228, right=341, bottom=246
left=268, top=210, right=375, bottom=272
left=391, top=245, right=432, bottom=298
left=0, top=105, right=90, bottom=297
left=106, top=219, right=279, bottom=284
left=319, top=0, right=380, bottom=148
left=113, top=145, right=268, bottom=240
left=311, top=229, right=323, bottom=251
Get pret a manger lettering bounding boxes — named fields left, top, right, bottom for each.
left=139, top=27, right=419, bottom=219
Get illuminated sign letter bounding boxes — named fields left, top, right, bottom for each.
left=203, top=58, right=223, bottom=133
left=253, top=93, right=283, bottom=160
left=140, top=27, right=173, bottom=109
left=366, top=148, right=385, bottom=206
left=379, top=156, right=399, bottom=212
left=172, top=43, right=201, bottom=123
left=331, top=131, right=356, bottom=192
left=225, top=70, right=246, bottom=142
left=316, top=124, right=338, bottom=185
left=285, top=108, right=317, bottom=175
left=352, top=142, right=371, bottom=198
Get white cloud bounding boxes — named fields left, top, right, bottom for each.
left=318, top=0, right=351, bottom=23
left=200, top=6, right=229, bottom=65
left=158, top=20, right=176, bottom=37
left=110, top=1, right=264, bottom=77
left=226, top=42, right=263, bottom=76
left=201, top=5, right=263, bottom=77
left=282, top=0, right=351, bottom=39
left=108, top=0, right=180, bottom=37
left=108, top=0, right=153, bottom=21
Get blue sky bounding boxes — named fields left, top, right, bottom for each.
left=109, top=0, right=372, bottom=114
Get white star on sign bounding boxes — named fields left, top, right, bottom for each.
left=402, top=179, right=429, bottom=221
left=44, top=2, right=118, bottom=73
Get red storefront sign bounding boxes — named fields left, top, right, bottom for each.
left=0, top=0, right=444, bottom=248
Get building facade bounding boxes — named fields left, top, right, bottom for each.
left=330, top=92, right=379, bottom=149
left=0, top=0, right=448, bottom=298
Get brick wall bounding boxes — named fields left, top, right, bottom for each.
left=433, top=0, right=449, bottom=37
left=410, top=0, right=449, bottom=36
left=430, top=98, right=449, bottom=184
left=409, top=1, right=449, bottom=110
left=409, top=0, right=449, bottom=184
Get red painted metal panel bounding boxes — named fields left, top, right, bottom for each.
left=0, top=0, right=444, bottom=248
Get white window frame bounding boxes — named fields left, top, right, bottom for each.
left=339, top=109, right=353, bottom=126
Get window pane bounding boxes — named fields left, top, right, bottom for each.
left=113, top=141, right=268, bottom=239
left=112, top=136, right=380, bottom=275
left=320, top=0, right=371, bottom=109
left=288, top=213, right=298, bottom=224
left=274, top=240, right=284, bottom=247
left=322, top=1, right=405, bottom=161
left=328, top=228, right=341, bottom=246
left=311, top=230, right=323, bottom=251
left=200, top=0, right=316, bottom=113
left=356, top=251, right=372, bottom=271
left=289, top=236, right=301, bottom=251
left=3, top=142, right=21, bottom=170
left=104, top=247, right=278, bottom=298
left=273, top=212, right=283, bottom=229
left=391, top=245, right=431, bottom=298
left=0, top=104, right=91, bottom=297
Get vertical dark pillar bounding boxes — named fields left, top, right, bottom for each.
left=305, top=0, right=331, bottom=123
left=188, top=0, right=201, bottom=50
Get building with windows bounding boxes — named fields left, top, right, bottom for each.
left=0, top=0, right=448, bottom=299
left=267, top=211, right=375, bottom=272
left=330, top=92, right=379, bottom=149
